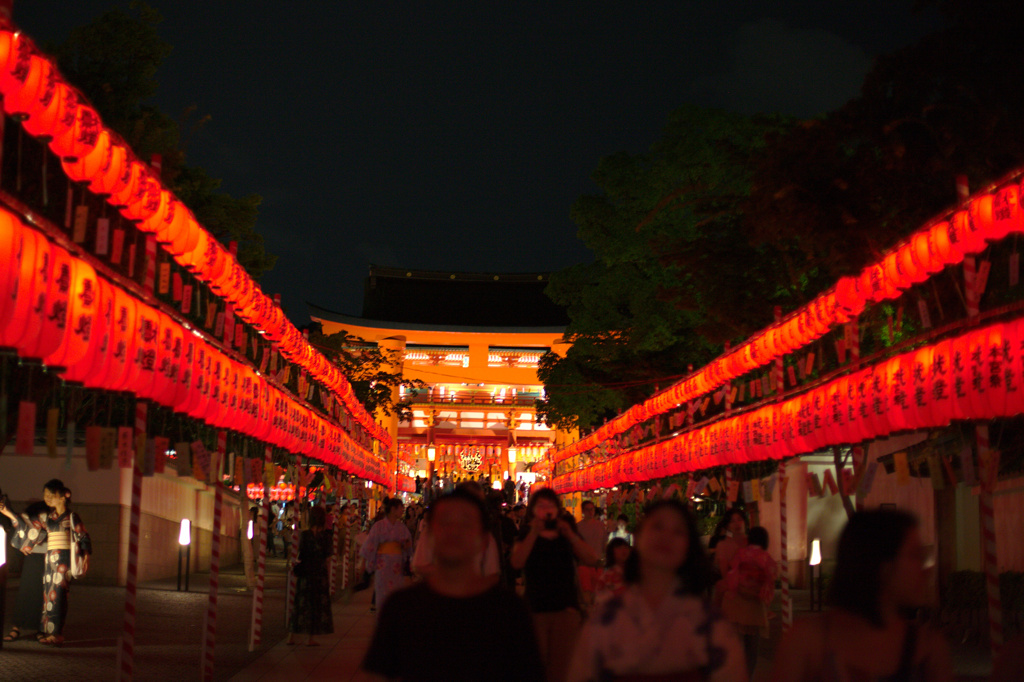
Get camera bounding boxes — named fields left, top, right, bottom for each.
left=543, top=518, right=557, bottom=530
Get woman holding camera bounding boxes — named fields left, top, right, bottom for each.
left=511, top=487, right=599, bottom=682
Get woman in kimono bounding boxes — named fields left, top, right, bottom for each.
left=359, top=497, right=411, bottom=610
left=287, top=506, right=334, bottom=645
left=0, top=479, right=91, bottom=646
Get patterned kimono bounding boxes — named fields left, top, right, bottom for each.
left=359, top=517, right=411, bottom=610
left=9, top=509, right=91, bottom=636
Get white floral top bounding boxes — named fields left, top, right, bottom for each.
left=568, top=585, right=747, bottom=682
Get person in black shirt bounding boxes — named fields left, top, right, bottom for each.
left=510, top=488, right=599, bottom=682
left=358, top=489, right=545, bottom=682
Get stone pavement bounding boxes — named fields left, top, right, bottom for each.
left=1, top=557, right=291, bottom=682
left=2, top=563, right=997, bottom=681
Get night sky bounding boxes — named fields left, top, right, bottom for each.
left=13, top=2, right=942, bottom=324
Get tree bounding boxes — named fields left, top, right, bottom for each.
left=308, top=329, right=425, bottom=423
left=51, top=2, right=276, bottom=278
left=538, top=106, right=789, bottom=431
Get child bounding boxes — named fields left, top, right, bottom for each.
left=594, top=537, right=631, bottom=604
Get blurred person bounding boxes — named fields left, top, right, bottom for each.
left=568, top=499, right=746, bottom=681
left=357, top=489, right=545, bottom=682
left=3, top=500, right=49, bottom=642
left=769, top=509, right=952, bottom=682
left=608, top=513, right=633, bottom=545
left=576, top=500, right=608, bottom=608
left=713, top=508, right=748, bottom=579
left=0, top=479, right=91, bottom=646
left=360, top=497, right=412, bottom=611
left=720, top=526, right=777, bottom=677
left=286, top=506, right=333, bottom=646
left=511, top=488, right=599, bottom=682
left=412, top=482, right=501, bottom=583
left=594, top=537, right=631, bottom=604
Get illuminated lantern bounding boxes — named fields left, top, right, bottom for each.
left=172, top=333, right=196, bottom=412
left=49, top=103, right=102, bottom=162
left=835, top=276, right=866, bottom=318
left=969, top=195, right=995, bottom=243
left=897, top=242, right=927, bottom=285
left=62, top=128, right=112, bottom=184
left=176, top=227, right=209, bottom=273
left=885, top=355, right=912, bottom=433
left=152, top=312, right=181, bottom=407
left=186, top=343, right=212, bottom=420
left=109, top=159, right=147, bottom=209
left=64, top=276, right=112, bottom=386
left=21, top=62, right=66, bottom=139
left=882, top=252, right=910, bottom=293
left=0, top=210, right=21, bottom=330
left=989, top=186, right=1021, bottom=242
left=950, top=210, right=986, bottom=257
left=929, top=221, right=963, bottom=266
left=121, top=175, right=163, bottom=225
left=860, top=262, right=895, bottom=303
left=979, top=324, right=1009, bottom=418
left=127, top=304, right=160, bottom=399
left=93, top=285, right=138, bottom=392
left=2, top=52, right=46, bottom=118
left=20, top=243, right=73, bottom=361
left=912, top=230, right=943, bottom=275
left=1, top=228, right=47, bottom=353
left=907, top=347, right=933, bottom=429
left=45, top=258, right=99, bottom=371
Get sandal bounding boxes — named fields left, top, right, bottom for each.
left=39, top=635, right=63, bottom=647
left=3, top=627, right=20, bottom=642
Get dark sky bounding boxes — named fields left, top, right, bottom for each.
left=13, top=1, right=942, bottom=324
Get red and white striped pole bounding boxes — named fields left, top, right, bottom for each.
left=977, top=424, right=1003, bottom=657
left=201, top=484, right=223, bottom=681
left=248, top=491, right=268, bottom=651
left=778, top=461, right=791, bottom=632
left=118, top=464, right=143, bottom=681
left=341, top=521, right=352, bottom=589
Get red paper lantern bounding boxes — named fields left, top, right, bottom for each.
left=20, top=62, right=67, bottom=139
left=990, top=186, right=1021, bottom=242
left=172, top=334, right=197, bottom=413
left=62, top=128, right=112, bottom=184
left=64, top=276, right=112, bottom=386
left=912, top=230, right=943, bottom=275
left=95, top=285, right=139, bottom=392
left=929, top=220, right=963, bottom=266
left=22, top=242, right=73, bottom=361
left=128, top=304, right=160, bottom=399
left=2, top=52, right=46, bottom=117
left=926, top=339, right=954, bottom=428
left=45, top=257, right=99, bottom=371
left=950, top=210, right=986, bottom=256
left=49, top=102, right=102, bottom=162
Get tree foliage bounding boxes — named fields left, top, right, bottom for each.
left=308, top=329, right=425, bottom=423
left=540, top=0, right=1024, bottom=432
left=51, top=2, right=276, bottom=278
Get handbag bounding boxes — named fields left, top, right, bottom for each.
left=68, top=513, right=89, bottom=579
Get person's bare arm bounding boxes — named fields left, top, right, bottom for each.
left=511, top=517, right=543, bottom=569
left=559, top=519, right=599, bottom=566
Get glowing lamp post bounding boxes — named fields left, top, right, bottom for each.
left=808, top=538, right=822, bottom=611
left=247, top=519, right=254, bottom=540
left=177, top=518, right=192, bottom=592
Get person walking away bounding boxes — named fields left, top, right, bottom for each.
left=720, top=526, right=776, bottom=678
left=713, top=508, right=748, bottom=581
left=511, top=488, right=599, bottom=682
left=411, top=482, right=500, bottom=584
left=0, top=479, right=91, bottom=646
left=357, top=489, right=545, bottom=682
left=576, top=500, right=608, bottom=609
left=568, top=499, right=746, bottom=682
left=769, top=509, right=952, bottom=682
left=3, top=501, right=49, bottom=642
left=594, top=537, right=631, bottom=604
left=287, top=506, right=333, bottom=645
left=360, top=497, right=412, bottom=611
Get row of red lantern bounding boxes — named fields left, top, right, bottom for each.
left=554, top=181, right=1024, bottom=464
left=0, top=213, right=388, bottom=485
left=0, top=28, right=389, bottom=450
left=552, top=315, right=1024, bottom=493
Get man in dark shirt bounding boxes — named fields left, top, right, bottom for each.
left=357, top=489, right=546, bottom=682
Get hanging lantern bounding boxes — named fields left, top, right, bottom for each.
left=21, top=242, right=73, bottom=362
left=929, top=220, right=963, bottom=266
left=911, top=230, right=943, bottom=275
left=62, top=128, right=112, bottom=184
left=1, top=51, right=46, bottom=118
left=90, top=284, right=133, bottom=391
left=950, top=209, right=987, bottom=255
left=49, top=102, right=102, bottom=162
left=989, top=186, right=1021, bottom=242
left=835, top=276, right=866, bottom=318
left=120, top=174, right=162, bottom=225
left=127, top=303, right=160, bottom=399
left=151, top=312, right=181, bottom=407
left=0, top=210, right=22, bottom=333
left=44, top=257, right=99, bottom=371
left=109, top=159, right=147, bottom=209
left=172, top=333, right=196, bottom=413
left=21, top=62, right=66, bottom=139
left=1, top=228, right=47, bottom=353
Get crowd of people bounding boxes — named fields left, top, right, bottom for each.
left=350, top=488, right=963, bottom=682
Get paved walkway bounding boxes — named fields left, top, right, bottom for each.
left=229, top=589, right=376, bottom=682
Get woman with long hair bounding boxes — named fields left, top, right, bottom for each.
left=770, top=509, right=952, bottom=682
left=0, top=479, right=90, bottom=646
left=720, top=526, right=776, bottom=678
left=511, top=487, right=599, bottom=682
left=3, top=500, right=49, bottom=642
left=360, top=497, right=412, bottom=611
left=287, top=506, right=334, bottom=645
left=568, top=499, right=746, bottom=682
